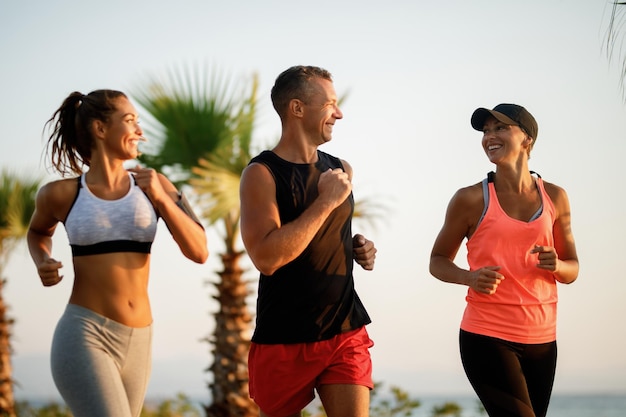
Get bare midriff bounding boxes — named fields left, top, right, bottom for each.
left=69, top=252, right=152, bottom=328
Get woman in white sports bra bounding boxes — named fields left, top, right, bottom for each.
left=27, top=89, right=208, bottom=417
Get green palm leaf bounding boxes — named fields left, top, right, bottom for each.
left=131, top=63, right=257, bottom=186
left=0, top=170, right=40, bottom=415
left=190, top=156, right=241, bottom=251
left=0, top=170, right=40, bottom=261
left=604, top=1, right=626, bottom=100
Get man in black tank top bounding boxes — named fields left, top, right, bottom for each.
left=240, top=66, right=377, bottom=417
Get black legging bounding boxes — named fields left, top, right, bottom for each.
left=459, top=330, right=557, bottom=417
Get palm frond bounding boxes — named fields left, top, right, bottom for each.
left=130, top=63, right=257, bottom=185
left=189, top=157, right=241, bottom=226
left=604, top=1, right=626, bottom=100
left=0, top=170, right=41, bottom=268
left=353, top=196, right=390, bottom=233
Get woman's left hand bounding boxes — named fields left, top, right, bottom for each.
left=127, top=165, right=168, bottom=203
left=531, top=245, right=559, bottom=272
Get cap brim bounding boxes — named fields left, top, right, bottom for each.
left=471, top=108, right=518, bottom=131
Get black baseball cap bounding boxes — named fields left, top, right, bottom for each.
left=471, top=103, right=538, bottom=140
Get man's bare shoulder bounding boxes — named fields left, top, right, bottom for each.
left=240, top=162, right=276, bottom=203
left=241, top=161, right=272, bottom=182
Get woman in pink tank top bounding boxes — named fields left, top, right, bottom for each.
left=429, top=104, right=579, bottom=417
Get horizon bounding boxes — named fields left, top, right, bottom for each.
left=10, top=352, right=626, bottom=403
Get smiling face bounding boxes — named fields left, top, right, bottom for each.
left=481, top=116, right=530, bottom=165
left=301, top=77, right=343, bottom=145
left=95, top=96, right=144, bottom=161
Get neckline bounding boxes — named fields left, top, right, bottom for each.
left=81, top=172, right=133, bottom=202
left=267, top=149, right=320, bottom=166
left=488, top=179, right=543, bottom=224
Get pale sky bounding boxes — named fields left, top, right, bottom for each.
left=1, top=0, right=625, bottom=402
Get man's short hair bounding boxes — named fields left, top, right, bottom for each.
left=271, top=65, right=333, bottom=118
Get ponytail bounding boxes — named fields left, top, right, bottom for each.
left=43, top=89, right=126, bottom=176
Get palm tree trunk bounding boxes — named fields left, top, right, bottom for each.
left=204, top=251, right=257, bottom=417
left=0, top=279, right=15, bottom=417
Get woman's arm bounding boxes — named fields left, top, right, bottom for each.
left=539, top=182, right=579, bottom=284
left=129, top=166, right=208, bottom=264
left=27, top=182, right=66, bottom=286
left=429, top=185, right=505, bottom=295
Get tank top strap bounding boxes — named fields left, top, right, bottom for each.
left=63, top=175, right=83, bottom=224
left=479, top=177, right=490, bottom=223
left=489, top=170, right=541, bottom=181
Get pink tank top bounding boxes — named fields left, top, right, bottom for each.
left=461, top=175, right=558, bottom=344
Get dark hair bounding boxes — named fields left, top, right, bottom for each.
left=270, top=66, right=333, bottom=118
left=44, top=89, right=127, bottom=176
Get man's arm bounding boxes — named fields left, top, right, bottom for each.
left=240, top=162, right=351, bottom=275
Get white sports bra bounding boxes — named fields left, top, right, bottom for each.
left=64, top=173, right=158, bottom=256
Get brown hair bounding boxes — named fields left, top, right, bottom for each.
left=270, top=66, right=333, bottom=118
left=44, top=89, right=126, bottom=176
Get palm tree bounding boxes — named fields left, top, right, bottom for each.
left=604, top=1, right=626, bottom=100
left=0, top=170, right=41, bottom=417
left=132, top=64, right=259, bottom=417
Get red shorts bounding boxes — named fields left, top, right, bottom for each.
left=248, top=326, right=374, bottom=417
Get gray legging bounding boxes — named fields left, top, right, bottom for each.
left=51, top=304, right=152, bottom=417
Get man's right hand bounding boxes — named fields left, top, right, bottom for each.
left=317, top=168, right=352, bottom=209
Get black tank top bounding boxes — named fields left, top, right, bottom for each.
left=249, top=150, right=371, bottom=344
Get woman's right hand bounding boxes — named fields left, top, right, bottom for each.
left=468, top=266, right=504, bottom=294
left=38, top=258, right=64, bottom=287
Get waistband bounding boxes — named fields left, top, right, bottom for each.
left=64, top=303, right=153, bottom=333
